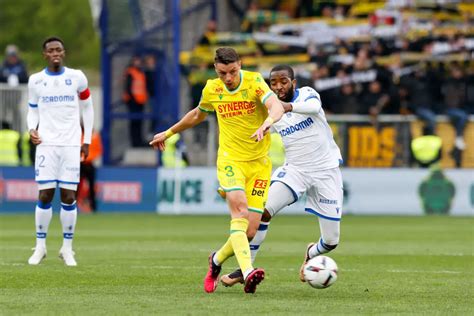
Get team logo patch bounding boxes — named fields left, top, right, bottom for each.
left=215, top=87, right=223, bottom=93
left=255, top=88, right=264, bottom=97
left=254, top=179, right=268, bottom=189
left=277, top=172, right=286, bottom=178
left=65, top=79, right=72, bottom=85
left=241, top=90, right=248, bottom=99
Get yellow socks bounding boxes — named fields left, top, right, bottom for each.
left=215, top=237, right=234, bottom=265
left=229, top=218, right=253, bottom=273
left=214, top=218, right=254, bottom=275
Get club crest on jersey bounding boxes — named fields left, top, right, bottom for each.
left=241, top=90, right=248, bottom=99
left=65, top=79, right=72, bottom=85
left=255, top=88, right=264, bottom=97
left=277, top=171, right=286, bottom=178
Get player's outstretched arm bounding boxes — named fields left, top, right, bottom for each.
left=149, top=107, right=208, bottom=151
left=251, top=94, right=284, bottom=142
left=285, top=89, right=322, bottom=115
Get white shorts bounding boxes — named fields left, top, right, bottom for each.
left=271, top=164, right=343, bottom=221
left=35, top=145, right=80, bottom=191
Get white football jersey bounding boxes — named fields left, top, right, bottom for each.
left=28, top=67, right=88, bottom=146
left=272, top=86, right=342, bottom=171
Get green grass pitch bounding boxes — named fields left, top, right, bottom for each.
left=1, top=214, right=473, bottom=315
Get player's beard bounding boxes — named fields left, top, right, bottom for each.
left=281, top=84, right=294, bottom=102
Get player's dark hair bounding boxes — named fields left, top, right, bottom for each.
left=214, top=47, right=240, bottom=64
left=270, top=65, right=295, bottom=80
left=42, top=36, right=65, bottom=50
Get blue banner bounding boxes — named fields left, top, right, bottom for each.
left=96, top=167, right=157, bottom=212
left=0, top=167, right=157, bottom=213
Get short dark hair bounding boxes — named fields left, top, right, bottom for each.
left=214, top=47, right=240, bottom=64
left=270, top=64, right=295, bottom=80
left=42, top=36, right=65, bottom=50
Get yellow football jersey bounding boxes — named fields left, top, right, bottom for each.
left=198, top=70, right=274, bottom=161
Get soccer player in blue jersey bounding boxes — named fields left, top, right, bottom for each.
left=27, top=37, right=94, bottom=266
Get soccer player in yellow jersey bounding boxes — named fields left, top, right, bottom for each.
left=150, top=47, right=284, bottom=293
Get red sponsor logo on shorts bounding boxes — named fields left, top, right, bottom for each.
left=99, top=182, right=142, bottom=203
left=254, top=179, right=268, bottom=189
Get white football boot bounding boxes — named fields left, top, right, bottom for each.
left=28, top=247, right=47, bottom=265
left=59, top=248, right=77, bottom=266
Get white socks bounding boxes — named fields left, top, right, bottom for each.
left=250, top=221, right=270, bottom=264
left=35, top=202, right=53, bottom=248
left=308, top=218, right=340, bottom=258
left=60, top=201, right=77, bottom=250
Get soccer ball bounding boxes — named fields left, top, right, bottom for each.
left=303, top=255, right=338, bottom=289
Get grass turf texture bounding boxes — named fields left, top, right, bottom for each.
left=1, top=214, right=473, bottom=315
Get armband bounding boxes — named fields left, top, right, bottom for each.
left=165, top=129, right=175, bottom=138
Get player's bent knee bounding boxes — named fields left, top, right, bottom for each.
left=38, top=190, right=54, bottom=204
left=60, top=191, right=76, bottom=205
left=247, top=227, right=257, bottom=240
left=261, top=209, right=272, bottom=222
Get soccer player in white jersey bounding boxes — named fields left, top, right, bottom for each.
left=220, top=64, right=343, bottom=286
left=27, top=37, right=94, bottom=266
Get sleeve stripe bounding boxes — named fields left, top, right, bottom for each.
left=28, top=103, right=38, bottom=108
left=304, top=95, right=320, bottom=102
left=79, top=88, right=91, bottom=100
left=198, top=106, right=214, bottom=113
left=261, top=92, right=274, bottom=105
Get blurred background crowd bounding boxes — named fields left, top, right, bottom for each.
left=1, top=0, right=473, bottom=170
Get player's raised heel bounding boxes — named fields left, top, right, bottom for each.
left=204, top=252, right=221, bottom=293
left=220, top=269, right=244, bottom=287
left=59, top=247, right=77, bottom=266
left=244, top=268, right=265, bottom=293
left=28, top=247, right=47, bottom=265
left=300, top=242, right=315, bottom=282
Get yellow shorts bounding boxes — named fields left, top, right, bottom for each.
left=217, top=156, right=272, bottom=214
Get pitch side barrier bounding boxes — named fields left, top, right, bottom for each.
left=0, top=167, right=157, bottom=213
left=1, top=166, right=471, bottom=215
left=156, top=167, right=474, bottom=216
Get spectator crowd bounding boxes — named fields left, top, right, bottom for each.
left=183, top=0, right=474, bottom=165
